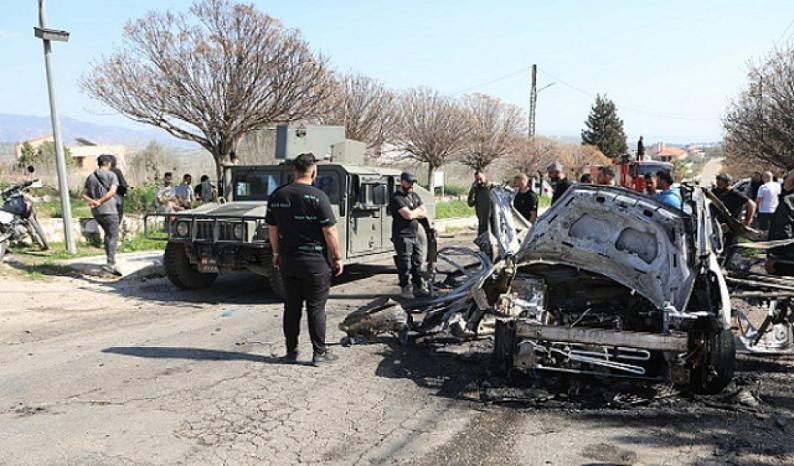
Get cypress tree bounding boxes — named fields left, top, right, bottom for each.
left=581, top=94, right=628, bottom=159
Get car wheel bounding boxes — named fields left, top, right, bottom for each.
left=164, top=242, right=217, bottom=290
left=689, top=328, right=735, bottom=394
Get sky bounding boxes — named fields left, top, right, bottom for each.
left=1, top=0, right=793, bottom=144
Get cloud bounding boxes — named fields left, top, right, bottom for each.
left=0, top=30, right=19, bottom=39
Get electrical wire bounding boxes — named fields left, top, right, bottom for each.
left=537, top=68, right=718, bottom=121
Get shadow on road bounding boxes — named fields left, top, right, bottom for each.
left=374, top=340, right=486, bottom=403
left=102, top=346, right=313, bottom=366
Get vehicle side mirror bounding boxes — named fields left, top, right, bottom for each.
left=27, top=165, right=35, bottom=174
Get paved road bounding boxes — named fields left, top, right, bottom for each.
left=1, top=234, right=793, bottom=465
left=699, top=157, right=724, bottom=184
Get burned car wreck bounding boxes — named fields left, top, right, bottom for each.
left=345, top=183, right=737, bottom=394
left=489, top=184, right=734, bottom=394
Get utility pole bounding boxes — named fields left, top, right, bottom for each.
left=35, top=0, right=76, bottom=254
left=528, top=64, right=537, bottom=138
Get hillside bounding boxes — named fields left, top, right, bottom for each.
left=0, top=113, right=197, bottom=150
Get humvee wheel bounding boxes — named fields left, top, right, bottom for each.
left=689, top=328, right=735, bottom=394
left=164, top=242, right=217, bottom=290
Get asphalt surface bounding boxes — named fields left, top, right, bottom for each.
left=1, top=233, right=794, bottom=465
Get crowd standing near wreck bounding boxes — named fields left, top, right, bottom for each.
left=6, top=0, right=794, bottom=464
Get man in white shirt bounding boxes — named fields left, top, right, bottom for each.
left=756, top=171, right=781, bottom=230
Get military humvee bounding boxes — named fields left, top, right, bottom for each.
left=145, top=125, right=435, bottom=298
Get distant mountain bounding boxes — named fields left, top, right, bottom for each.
left=0, top=113, right=198, bottom=150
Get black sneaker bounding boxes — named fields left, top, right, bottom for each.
left=281, top=350, right=299, bottom=363
left=312, top=350, right=339, bottom=366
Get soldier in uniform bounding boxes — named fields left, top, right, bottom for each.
left=266, top=153, right=343, bottom=366
left=390, top=171, right=429, bottom=299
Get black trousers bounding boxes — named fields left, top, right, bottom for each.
left=280, top=260, right=331, bottom=354
left=393, top=236, right=423, bottom=287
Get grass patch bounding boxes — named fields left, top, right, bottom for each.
left=436, top=199, right=475, bottom=219
left=119, top=233, right=165, bottom=253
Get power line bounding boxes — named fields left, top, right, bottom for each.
left=776, top=17, right=794, bottom=45
left=538, top=68, right=718, bottom=121
left=450, top=65, right=534, bottom=95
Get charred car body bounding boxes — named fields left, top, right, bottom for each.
left=145, top=125, right=435, bottom=298
left=394, top=183, right=735, bottom=394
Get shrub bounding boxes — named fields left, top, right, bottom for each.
left=125, top=184, right=158, bottom=214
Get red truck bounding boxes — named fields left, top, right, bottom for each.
left=589, top=160, right=673, bottom=193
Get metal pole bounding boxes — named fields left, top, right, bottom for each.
left=38, top=0, right=76, bottom=254
left=529, top=64, right=537, bottom=138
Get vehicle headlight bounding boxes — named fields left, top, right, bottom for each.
left=175, top=221, right=190, bottom=237
left=233, top=223, right=244, bottom=240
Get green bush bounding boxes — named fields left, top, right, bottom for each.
left=125, top=184, right=158, bottom=214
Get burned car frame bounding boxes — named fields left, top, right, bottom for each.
left=423, top=184, right=735, bottom=394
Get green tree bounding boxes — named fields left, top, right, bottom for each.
left=18, top=141, right=73, bottom=169
left=581, top=94, right=628, bottom=159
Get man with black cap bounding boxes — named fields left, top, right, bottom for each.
left=81, top=154, right=121, bottom=275
left=266, top=153, right=343, bottom=366
left=390, top=171, right=428, bottom=299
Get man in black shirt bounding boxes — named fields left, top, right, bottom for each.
left=107, top=154, right=128, bottom=226
left=548, top=161, right=574, bottom=205
left=512, top=173, right=538, bottom=224
left=390, top=171, right=428, bottom=299
left=712, top=173, right=756, bottom=226
left=265, top=153, right=343, bottom=366
left=766, top=171, right=794, bottom=275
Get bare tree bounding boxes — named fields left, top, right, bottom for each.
left=724, top=45, right=794, bottom=169
left=323, top=73, right=398, bottom=158
left=82, top=0, right=335, bottom=180
left=506, top=136, right=561, bottom=176
left=394, top=87, right=468, bottom=186
left=506, top=137, right=609, bottom=178
left=460, top=93, right=525, bottom=171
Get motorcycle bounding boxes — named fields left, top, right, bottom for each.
left=0, top=166, right=49, bottom=256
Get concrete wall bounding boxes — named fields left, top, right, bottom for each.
left=39, top=215, right=145, bottom=244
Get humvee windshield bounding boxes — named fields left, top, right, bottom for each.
left=230, top=167, right=342, bottom=204
left=233, top=170, right=280, bottom=201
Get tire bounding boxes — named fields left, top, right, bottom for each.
left=689, top=328, right=735, bottom=395
left=262, top=249, right=285, bottom=300
left=27, top=215, right=49, bottom=250
left=164, top=242, right=217, bottom=290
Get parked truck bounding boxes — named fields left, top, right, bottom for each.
left=145, top=124, right=435, bottom=298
